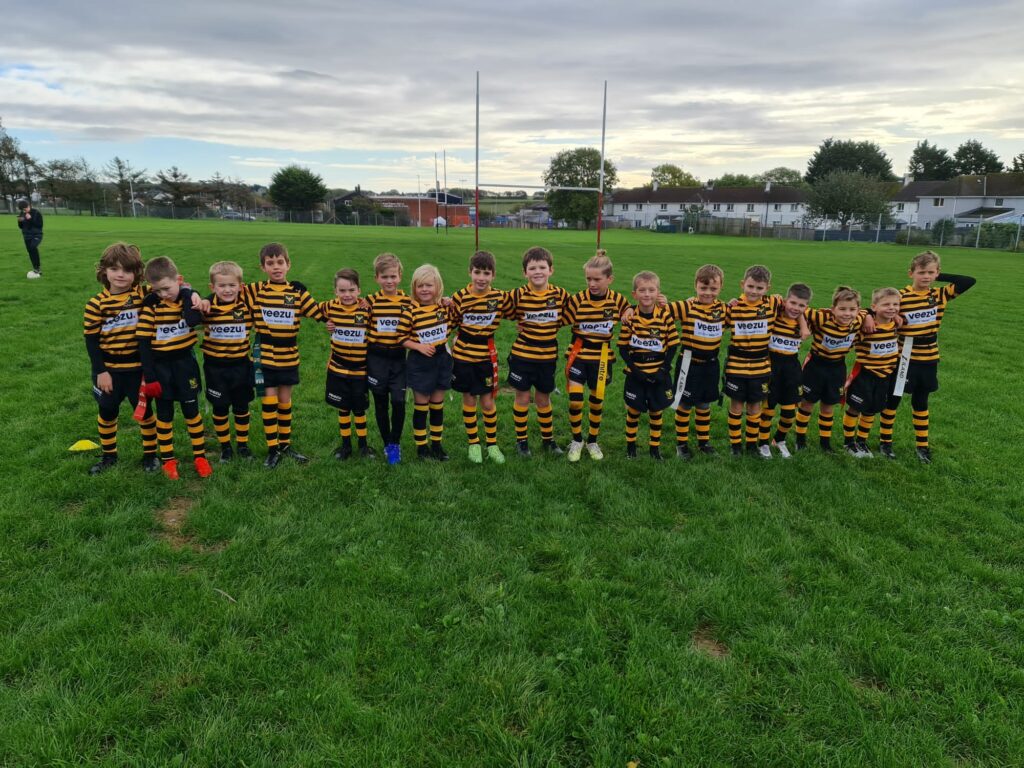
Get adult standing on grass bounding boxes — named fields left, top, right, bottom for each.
left=16, top=198, right=43, bottom=279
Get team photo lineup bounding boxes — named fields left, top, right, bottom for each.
left=82, top=238, right=975, bottom=479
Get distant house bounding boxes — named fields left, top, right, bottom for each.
left=911, top=173, right=1024, bottom=230
left=332, top=189, right=471, bottom=227
left=888, top=178, right=947, bottom=229
left=604, top=183, right=808, bottom=229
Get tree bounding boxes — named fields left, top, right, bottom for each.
left=755, top=167, right=807, bottom=188
left=0, top=119, right=36, bottom=205
left=104, top=156, right=148, bottom=207
left=1012, top=152, right=1024, bottom=173
left=156, top=166, right=195, bottom=206
left=806, top=170, right=892, bottom=229
left=708, top=173, right=755, bottom=187
left=805, top=138, right=895, bottom=184
left=907, top=140, right=956, bottom=180
left=649, top=163, right=698, bottom=188
left=953, top=140, right=1004, bottom=175
left=269, top=165, right=328, bottom=213
left=542, top=147, right=617, bottom=228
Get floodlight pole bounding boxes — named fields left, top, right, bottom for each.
left=597, top=80, right=607, bottom=249
left=128, top=177, right=136, bottom=218
left=434, top=153, right=440, bottom=232
left=443, top=149, right=449, bottom=234
left=475, top=71, right=480, bottom=250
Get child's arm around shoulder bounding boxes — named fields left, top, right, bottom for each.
left=939, top=272, right=977, bottom=297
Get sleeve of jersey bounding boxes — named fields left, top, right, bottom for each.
left=666, top=300, right=686, bottom=323
left=504, top=289, right=521, bottom=320
left=665, top=318, right=680, bottom=348
left=83, top=298, right=102, bottom=335
left=616, top=320, right=632, bottom=365
left=84, top=334, right=106, bottom=376
left=299, top=291, right=326, bottom=322
left=501, top=290, right=515, bottom=320
left=616, top=293, right=631, bottom=317
left=940, top=273, right=976, bottom=299
left=396, top=308, right=413, bottom=344
left=563, top=294, right=578, bottom=327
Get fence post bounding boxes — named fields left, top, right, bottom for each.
left=876, top=213, right=882, bottom=243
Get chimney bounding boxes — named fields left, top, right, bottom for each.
left=764, top=181, right=772, bottom=193
left=903, top=174, right=913, bottom=187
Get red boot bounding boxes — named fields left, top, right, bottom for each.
left=162, top=459, right=180, bottom=480
left=194, top=456, right=213, bottom=478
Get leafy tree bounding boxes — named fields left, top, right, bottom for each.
left=202, top=172, right=230, bottom=210
left=806, top=170, right=892, bottom=229
left=1012, top=152, right=1024, bottom=173
left=907, top=140, right=956, bottom=180
left=0, top=119, right=36, bottom=204
left=156, top=166, right=195, bottom=206
left=269, top=165, right=328, bottom=213
left=543, top=148, right=617, bottom=228
left=755, top=167, right=807, bottom=188
left=708, top=173, right=755, bottom=187
left=953, top=140, right=1004, bottom=175
left=104, top=156, right=148, bottom=206
left=805, top=138, right=895, bottom=184
left=649, top=163, right=698, bottom=188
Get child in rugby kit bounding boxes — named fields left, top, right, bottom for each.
left=320, top=268, right=373, bottom=461
left=793, top=286, right=865, bottom=454
left=449, top=251, right=514, bottom=464
left=243, top=242, right=326, bottom=468
left=665, top=264, right=727, bottom=460
left=843, top=287, right=901, bottom=458
left=760, top=283, right=812, bottom=459
left=201, top=261, right=255, bottom=462
left=365, top=252, right=413, bottom=465
left=618, top=271, right=679, bottom=460
left=398, top=264, right=453, bottom=461
left=82, top=242, right=159, bottom=474
left=878, top=250, right=976, bottom=463
left=506, top=246, right=570, bottom=457
left=723, top=265, right=781, bottom=456
left=136, top=256, right=210, bottom=480
left=563, top=250, right=631, bottom=462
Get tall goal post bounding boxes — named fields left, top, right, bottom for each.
left=474, top=73, right=609, bottom=251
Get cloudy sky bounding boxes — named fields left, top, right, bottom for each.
left=3, top=0, right=1022, bottom=192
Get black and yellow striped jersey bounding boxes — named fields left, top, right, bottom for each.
left=243, top=280, right=325, bottom=369
left=366, top=290, right=413, bottom=350
left=806, top=308, right=863, bottom=361
left=855, top=320, right=899, bottom=376
left=83, top=286, right=146, bottom=371
left=898, top=275, right=975, bottom=363
left=617, top=306, right=679, bottom=376
left=508, top=283, right=570, bottom=362
left=769, top=311, right=803, bottom=358
left=564, top=289, right=631, bottom=362
left=137, top=291, right=199, bottom=355
left=398, top=302, right=452, bottom=348
left=320, top=299, right=370, bottom=377
left=667, top=299, right=727, bottom=360
left=724, top=295, right=781, bottom=377
left=449, top=285, right=513, bottom=363
left=200, top=297, right=253, bottom=362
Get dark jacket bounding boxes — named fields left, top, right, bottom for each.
left=17, top=208, right=44, bottom=237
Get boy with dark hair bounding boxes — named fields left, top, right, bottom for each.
left=82, top=242, right=159, bottom=474
left=506, top=246, right=570, bottom=457
left=723, top=265, right=781, bottom=456
left=760, top=283, right=812, bottom=458
left=365, top=252, right=412, bottom=465
left=563, top=249, right=631, bottom=462
left=16, top=198, right=43, bottom=279
left=450, top=250, right=513, bottom=464
left=202, top=260, right=255, bottom=462
left=666, top=263, right=727, bottom=460
left=243, top=242, right=326, bottom=468
left=137, top=256, right=211, bottom=480
left=618, top=271, right=678, bottom=460
left=321, top=268, right=374, bottom=460
left=878, top=251, right=976, bottom=463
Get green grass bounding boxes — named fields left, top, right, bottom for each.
left=1, top=218, right=1022, bottom=766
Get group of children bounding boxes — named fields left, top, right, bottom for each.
left=81, top=240, right=975, bottom=478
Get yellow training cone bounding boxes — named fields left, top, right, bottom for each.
left=69, top=439, right=101, bottom=452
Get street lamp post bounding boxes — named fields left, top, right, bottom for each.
left=975, top=176, right=986, bottom=249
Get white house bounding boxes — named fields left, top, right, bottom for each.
left=912, top=174, right=1024, bottom=231
left=604, top=183, right=808, bottom=229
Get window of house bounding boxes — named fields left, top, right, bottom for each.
left=790, top=204, right=799, bottom=211
left=726, top=203, right=734, bottom=212
left=660, top=203, right=667, bottom=211
left=679, top=204, right=685, bottom=211
left=933, top=198, right=944, bottom=206
left=896, top=203, right=905, bottom=212
left=621, top=204, right=628, bottom=211
left=636, top=204, right=643, bottom=211
left=712, top=203, right=720, bottom=211
left=995, top=198, right=1004, bottom=206
left=746, top=203, right=755, bottom=212
left=773, top=204, right=781, bottom=211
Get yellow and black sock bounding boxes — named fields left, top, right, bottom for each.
left=842, top=411, right=859, bottom=444
left=879, top=407, right=897, bottom=444
left=261, top=396, right=279, bottom=449
left=818, top=412, right=834, bottom=445
left=412, top=403, right=429, bottom=446
left=97, top=414, right=118, bottom=455
left=745, top=414, right=760, bottom=448
left=857, top=414, right=874, bottom=442
left=354, top=411, right=368, bottom=445
left=912, top=409, right=929, bottom=448
left=234, top=409, right=250, bottom=446
left=567, top=385, right=584, bottom=442
left=463, top=404, right=479, bottom=444
left=338, top=409, right=352, bottom=440
left=775, top=405, right=796, bottom=441
left=482, top=406, right=498, bottom=446
left=727, top=411, right=742, bottom=446
left=138, top=412, right=158, bottom=457
left=212, top=408, right=231, bottom=445
left=156, top=419, right=174, bottom=462
left=429, top=402, right=444, bottom=444
left=695, top=407, right=711, bottom=445
left=759, top=405, right=775, bottom=446
left=649, top=410, right=663, bottom=448
left=794, top=408, right=812, bottom=439
left=185, top=413, right=206, bottom=458
left=675, top=405, right=691, bottom=445
left=587, top=394, right=604, bottom=443
left=625, top=406, right=640, bottom=445
left=537, top=404, right=553, bottom=443
left=277, top=401, right=292, bottom=448
left=513, top=404, right=529, bottom=442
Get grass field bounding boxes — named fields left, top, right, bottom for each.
left=2, top=218, right=1022, bottom=766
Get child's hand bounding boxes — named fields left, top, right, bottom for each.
left=325, top=320, right=336, bottom=333
left=895, top=314, right=905, bottom=328
left=861, top=314, right=876, bottom=334
left=198, top=298, right=211, bottom=313
left=416, top=343, right=436, bottom=357
left=620, top=306, right=634, bottom=323
left=96, top=372, right=113, bottom=394
left=358, top=298, right=370, bottom=310
left=439, top=296, right=453, bottom=308
left=727, top=298, right=739, bottom=307
left=656, top=293, right=668, bottom=307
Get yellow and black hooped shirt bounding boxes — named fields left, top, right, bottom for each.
left=564, top=289, right=631, bottom=362
left=508, top=284, right=569, bottom=363
left=397, top=302, right=452, bottom=350
left=618, top=306, right=679, bottom=376
left=854, top=320, right=899, bottom=377
left=243, top=280, right=324, bottom=369
left=724, top=295, right=781, bottom=377
left=365, top=290, right=413, bottom=352
left=320, top=299, right=370, bottom=377
left=83, top=285, right=147, bottom=373
left=768, top=309, right=803, bottom=359
left=806, top=308, right=863, bottom=362
left=449, top=286, right=513, bottom=363
left=667, top=298, right=727, bottom=361
left=201, top=297, right=253, bottom=363
left=898, top=280, right=968, bottom=364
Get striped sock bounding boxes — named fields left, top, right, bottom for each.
left=912, top=409, right=929, bottom=448
left=775, top=405, right=796, bottom=441
left=97, top=415, right=118, bottom=455
left=234, top=409, right=250, bottom=446
left=185, top=413, right=206, bottom=458
left=567, top=386, right=584, bottom=442
left=156, top=419, right=174, bottom=462
left=727, top=411, right=742, bottom=446
left=412, top=404, right=429, bottom=446
left=879, top=407, right=897, bottom=444
left=482, top=406, right=498, bottom=446
left=625, top=406, right=640, bottom=445
left=587, top=394, right=604, bottom=443
left=695, top=408, right=711, bottom=445
left=429, top=402, right=444, bottom=444
left=759, top=405, right=775, bottom=446
left=261, top=396, right=279, bottom=449
left=536, top=404, right=553, bottom=443
left=675, top=405, right=691, bottom=445
left=649, top=410, right=663, bottom=448
left=463, top=404, right=479, bottom=444
left=277, top=401, right=292, bottom=448
left=513, top=404, right=529, bottom=442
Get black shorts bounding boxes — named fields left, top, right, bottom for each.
left=723, top=374, right=770, bottom=404
left=204, top=360, right=254, bottom=409
left=325, top=371, right=369, bottom=411
left=153, top=353, right=202, bottom=403
left=846, top=368, right=891, bottom=416
left=889, top=361, right=939, bottom=399
left=567, top=358, right=613, bottom=391
left=407, top=347, right=453, bottom=395
left=799, top=356, right=846, bottom=405
left=767, top=353, right=802, bottom=408
left=367, top=349, right=407, bottom=401
left=92, top=368, right=143, bottom=413
left=262, top=365, right=300, bottom=388
left=507, top=355, right=555, bottom=395
left=452, top=359, right=497, bottom=395
left=623, top=371, right=673, bottom=413
left=674, top=356, right=719, bottom=407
